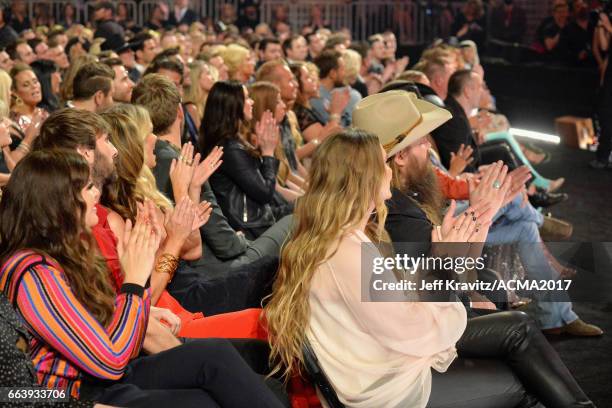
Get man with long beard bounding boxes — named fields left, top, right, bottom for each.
left=353, top=90, right=602, bottom=336
left=351, top=90, right=598, bottom=408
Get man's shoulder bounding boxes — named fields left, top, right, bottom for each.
left=154, top=140, right=179, bottom=158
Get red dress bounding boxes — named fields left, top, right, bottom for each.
left=92, top=204, right=266, bottom=340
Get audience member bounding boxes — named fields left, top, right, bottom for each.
left=490, top=0, right=527, bottom=44
left=92, top=1, right=125, bottom=51
left=310, top=50, right=360, bottom=127
left=0, top=149, right=284, bottom=407
left=69, top=62, right=115, bottom=113
left=283, top=35, right=308, bottom=62
left=451, top=0, right=486, bottom=47
left=535, top=0, right=570, bottom=58
left=101, top=57, right=135, bottom=103
left=184, top=60, right=218, bottom=129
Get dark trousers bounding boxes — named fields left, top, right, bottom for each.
left=428, top=311, right=591, bottom=408
left=83, top=339, right=285, bottom=408
left=596, top=90, right=612, bottom=163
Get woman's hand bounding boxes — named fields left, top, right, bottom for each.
left=191, top=200, right=212, bottom=231
left=150, top=306, right=182, bottom=336
left=449, top=144, right=474, bottom=177
left=256, top=110, right=280, bottom=157
left=23, top=109, right=46, bottom=143
left=170, top=142, right=196, bottom=201
left=164, top=196, right=196, bottom=254
left=189, top=146, right=223, bottom=194
left=119, top=212, right=161, bottom=287
left=500, top=166, right=532, bottom=208
left=434, top=200, right=491, bottom=244
left=468, top=161, right=511, bottom=223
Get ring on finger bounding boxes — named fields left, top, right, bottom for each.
left=493, top=180, right=501, bottom=189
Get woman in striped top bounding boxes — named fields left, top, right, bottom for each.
left=0, top=150, right=284, bottom=407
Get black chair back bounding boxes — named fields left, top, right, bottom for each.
left=302, top=341, right=345, bottom=408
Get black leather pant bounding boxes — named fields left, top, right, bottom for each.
left=428, top=311, right=594, bottom=408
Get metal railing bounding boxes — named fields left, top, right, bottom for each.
left=17, top=0, right=549, bottom=46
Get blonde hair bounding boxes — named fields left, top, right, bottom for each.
left=0, top=70, right=12, bottom=118
left=100, top=104, right=172, bottom=221
left=264, top=129, right=390, bottom=379
left=342, top=48, right=362, bottom=84
left=220, top=43, right=250, bottom=80
left=183, top=60, right=218, bottom=121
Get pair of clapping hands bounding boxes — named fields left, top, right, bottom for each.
left=118, top=198, right=213, bottom=287
left=432, top=161, right=532, bottom=243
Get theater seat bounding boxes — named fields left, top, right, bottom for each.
left=302, top=341, right=345, bottom=408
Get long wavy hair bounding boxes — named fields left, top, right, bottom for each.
left=264, top=129, right=390, bottom=379
left=100, top=104, right=172, bottom=222
left=0, top=149, right=115, bottom=325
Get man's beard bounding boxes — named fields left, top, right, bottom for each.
left=93, top=149, right=117, bottom=188
left=402, top=156, right=444, bottom=223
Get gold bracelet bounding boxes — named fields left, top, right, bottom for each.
left=154, top=253, right=179, bottom=281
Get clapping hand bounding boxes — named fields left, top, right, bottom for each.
left=449, top=144, right=474, bottom=177
left=190, top=146, right=223, bottom=188
left=192, top=200, right=212, bottom=231
left=170, top=142, right=196, bottom=201
left=468, top=161, right=511, bottom=223
left=118, top=208, right=162, bottom=287
left=255, top=110, right=280, bottom=157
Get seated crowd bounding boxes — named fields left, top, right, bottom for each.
left=0, top=1, right=603, bottom=407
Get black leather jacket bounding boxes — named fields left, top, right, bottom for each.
left=209, top=138, right=280, bottom=239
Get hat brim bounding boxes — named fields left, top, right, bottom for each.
left=387, top=98, right=452, bottom=157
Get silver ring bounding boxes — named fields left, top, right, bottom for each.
left=493, top=180, right=501, bottom=189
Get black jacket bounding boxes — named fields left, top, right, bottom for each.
left=166, top=9, right=198, bottom=27
left=152, top=139, right=248, bottom=261
left=385, top=188, right=433, bottom=256
left=431, top=95, right=479, bottom=172
left=209, top=138, right=282, bottom=239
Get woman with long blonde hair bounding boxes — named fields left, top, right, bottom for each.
left=183, top=60, right=218, bottom=129
left=99, top=104, right=266, bottom=340
left=264, top=128, right=468, bottom=407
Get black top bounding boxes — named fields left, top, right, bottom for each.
left=165, top=8, right=198, bottom=27
left=431, top=96, right=479, bottom=172
left=451, top=13, right=486, bottom=47
left=489, top=5, right=527, bottom=44
left=559, top=20, right=595, bottom=66
left=293, top=104, right=323, bottom=133
left=279, top=116, right=299, bottom=171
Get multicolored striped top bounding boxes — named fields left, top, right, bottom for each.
left=0, top=250, right=150, bottom=398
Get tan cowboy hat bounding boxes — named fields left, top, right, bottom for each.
left=352, top=90, right=452, bottom=157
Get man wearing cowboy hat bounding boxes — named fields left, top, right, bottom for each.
left=353, top=90, right=603, bottom=337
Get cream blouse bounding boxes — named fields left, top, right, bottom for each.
left=307, top=230, right=467, bottom=408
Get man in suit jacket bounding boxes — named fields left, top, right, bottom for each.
left=166, top=0, right=198, bottom=28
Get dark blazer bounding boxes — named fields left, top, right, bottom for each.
left=166, top=9, right=198, bottom=27
left=431, top=96, right=479, bottom=172
left=209, top=138, right=281, bottom=239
